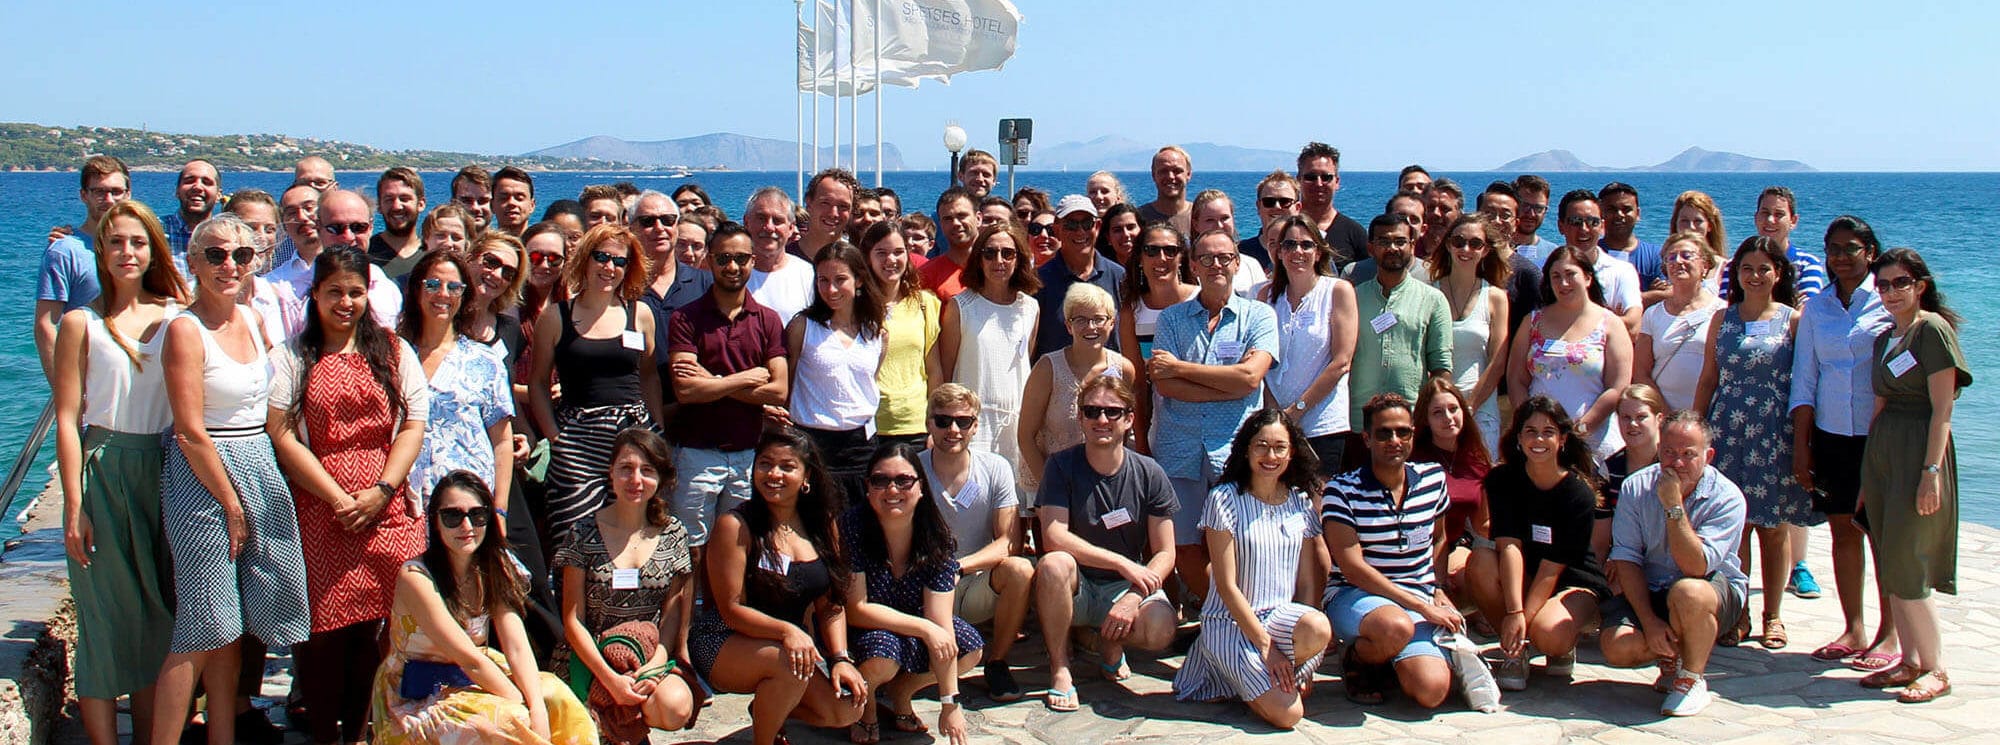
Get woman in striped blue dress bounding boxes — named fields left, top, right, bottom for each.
left=1173, top=409, right=1333, bottom=729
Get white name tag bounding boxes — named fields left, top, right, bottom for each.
left=952, top=478, right=984, bottom=511
left=1214, top=340, right=1243, bottom=362
left=1888, top=350, right=1918, bottom=377
left=620, top=329, right=645, bottom=351
left=1543, top=339, right=1570, bottom=357
left=1532, top=524, right=1554, bottom=544
left=757, top=551, right=792, bottom=575
left=1370, top=312, right=1398, bottom=334
left=1101, top=507, right=1134, bottom=530
left=1406, top=523, right=1433, bottom=547
left=1744, top=320, right=1772, bottom=337
left=611, top=567, right=642, bottom=590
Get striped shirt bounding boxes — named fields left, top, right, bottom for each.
left=1321, top=462, right=1449, bottom=595
left=1198, top=483, right=1321, bottom=622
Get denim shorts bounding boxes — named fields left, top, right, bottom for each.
left=1324, top=585, right=1444, bottom=662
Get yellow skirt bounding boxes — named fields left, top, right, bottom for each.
left=371, top=647, right=598, bottom=745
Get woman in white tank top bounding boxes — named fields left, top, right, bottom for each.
left=787, top=243, right=887, bottom=498
left=1116, top=223, right=1198, bottom=454
left=49, top=201, right=189, bottom=739
left=1018, top=283, right=1136, bottom=492
left=939, top=224, right=1042, bottom=469
left=1259, top=215, right=1358, bottom=475
left=1431, top=215, right=1513, bottom=459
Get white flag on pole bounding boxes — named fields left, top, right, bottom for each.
left=798, top=0, right=1022, bottom=95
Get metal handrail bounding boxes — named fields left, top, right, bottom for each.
left=0, top=400, right=57, bottom=523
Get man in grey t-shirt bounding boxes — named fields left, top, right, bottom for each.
left=1034, top=375, right=1177, bottom=712
left=920, top=384, right=1034, bottom=701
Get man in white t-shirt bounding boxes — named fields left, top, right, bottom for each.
left=741, top=187, right=816, bottom=324
left=1555, top=189, right=1642, bottom=335
left=919, top=384, right=1035, bottom=702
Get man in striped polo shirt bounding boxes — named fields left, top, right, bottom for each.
left=1321, top=393, right=1461, bottom=708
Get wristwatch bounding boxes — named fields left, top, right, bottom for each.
left=375, top=480, right=397, bottom=496
left=938, top=694, right=958, bottom=706
left=831, top=652, right=856, bottom=666
left=1923, top=464, right=1942, bottom=474
left=1290, top=400, right=1309, bottom=414
left=1663, top=506, right=1686, bottom=522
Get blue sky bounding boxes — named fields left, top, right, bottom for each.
left=6, top=1, right=1992, bottom=171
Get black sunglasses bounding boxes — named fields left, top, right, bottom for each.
left=1140, top=244, right=1183, bottom=258
left=979, top=247, right=1018, bottom=261
left=1026, top=223, right=1052, bottom=237
left=865, top=473, right=921, bottom=490
left=1563, top=216, right=1604, bottom=229
left=478, top=252, right=519, bottom=280
left=1298, top=173, right=1337, bottom=183
left=711, top=253, right=754, bottom=267
left=1061, top=217, right=1097, bottom=231
left=591, top=250, right=630, bottom=268
left=1260, top=197, right=1298, bottom=209
left=438, top=506, right=494, bottom=528
left=635, top=214, right=679, bottom=229
left=203, top=246, right=257, bottom=267
left=931, top=414, right=977, bottom=430
left=1080, top=405, right=1129, bottom=421
left=320, top=221, right=371, bottom=236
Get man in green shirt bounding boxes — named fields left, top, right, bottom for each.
left=1349, top=214, right=1452, bottom=425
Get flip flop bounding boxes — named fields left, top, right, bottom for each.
left=1851, top=651, right=1903, bottom=672
left=1099, top=651, right=1132, bottom=681
left=847, top=719, right=881, bottom=744
left=1045, top=687, right=1080, bottom=713
left=877, top=701, right=926, bottom=734
left=1810, top=642, right=1862, bottom=662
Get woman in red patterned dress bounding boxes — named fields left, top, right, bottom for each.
left=269, top=247, right=431, bottom=745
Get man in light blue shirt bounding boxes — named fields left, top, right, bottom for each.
left=1150, top=229, right=1279, bottom=601
left=36, top=155, right=128, bottom=380
left=1601, top=412, right=1747, bottom=717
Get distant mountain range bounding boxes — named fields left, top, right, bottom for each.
left=1027, top=136, right=1293, bottom=172
left=525, top=133, right=903, bottom=171
left=0, top=122, right=641, bottom=171
left=1494, top=147, right=1816, bottom=173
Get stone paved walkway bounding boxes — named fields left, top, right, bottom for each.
left=51, top=525, right=2000, bottom=744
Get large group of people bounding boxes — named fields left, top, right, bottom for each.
left=34, top=143, right=1968, bottom=744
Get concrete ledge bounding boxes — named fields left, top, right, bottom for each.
left=0, top=486, right=74, bottom=745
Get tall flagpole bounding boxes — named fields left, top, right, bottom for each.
left=832, top=0, right=841, bottom=171
left=873, top=0, right=882, bottom=186
left=848, top=0, right=858, bottom=174
left=796, top=0, right=805, bottom=198
left=811, top=0, right=820, bottom=175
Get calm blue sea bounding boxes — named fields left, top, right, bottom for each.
left=4, top=169, right=1995, bottom=540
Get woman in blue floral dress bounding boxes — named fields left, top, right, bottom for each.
left=399, top=251, right=517, bottom=509
left=1695, top=236, right=1809, bottom=649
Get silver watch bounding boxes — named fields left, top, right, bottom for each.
left=1664, top=506, right=1686, bottom=522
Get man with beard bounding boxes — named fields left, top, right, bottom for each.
left=1296, top=142, right=1369, bottom=262
left=162, top=159, right=220, bottom=262
left=1597, top=182, right=1665, bottom=302
left=1345, top=191, right=1431, bottom=285
left=1511, top=174, right=1559, bottom=262
left=1347, top=214, right=1451, bottom=427
left=451, top=165, right=494, bottom=231
left=633, top=191, right=711, bottom=423
left=956, top=149, right=998, bottom=200
left=793, top=168, right=857, bottom=260
left=1137, top=146, right=1193, bottom=235
left=366, top=167, right=427, bottom=279
left=1033, top=195, right=1125, bottom=356
left=666, top=221, right=790, bottom=575
left=917, top=187, right=982, bottom=300
left=1416, top=178, right=1465, bottom=263
left=741, top=186, right=816, bottom=323
left=491, top=166, right=537, bottom=236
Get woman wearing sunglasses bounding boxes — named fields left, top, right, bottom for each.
left=1430, top=214, right=1511, bottom=459
left=1116, top=222, right=1198, bottom=454
left=938, top=223, right=1042, bottom=472
left=371, top=470, right=597, bottom=744
left=838, top=443, right=984, bottom=744
left=514, top=221, right=572, bottom=404
left=1259, top=214, right=1357, bottom=475
left=786, top=241, right=887, bottom=501
left=529, top=224, right=666, bottom=547
left=399, top=250, right=516, bottom=508
left=52, top=200, right=187, bottom=745
left=554, top=430, right=700, bottom=742
left=268, top=245, right=432, bottom=745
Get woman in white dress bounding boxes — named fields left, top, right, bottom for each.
left=1257, top=215, right=1357, bottom=474
left=1428, top=214, right=1511, bottom=458
left=938, top=224, right=1041, bottom=468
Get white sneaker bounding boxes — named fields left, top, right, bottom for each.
left=1661, top=674, right=1712, bottom=716
left=1545, top=649, right=1576, bottom=678
left=1494, top=653, right=1529, bottom=691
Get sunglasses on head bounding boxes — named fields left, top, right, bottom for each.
left=421, top=278, right=467, bottom=296
left=865, top=473, right=921, bottom=490
left=203, top=245, right=257, bottom=267
left=528, top=252, right=564, bottom=267
left=1080, top=404, right=1129, bottom=421
left=1140, top=244, right=1183, bottom=258
left=590, top=250, right=630, bottom=268
left=320, top=221, right=371, bottom=236
left=438, top=506, right=493, bottom=528
left=635, top=214, right=679, bottom=229
left=478, top=252, right=519, bottom=280
left=930, top=414, right=977, bottom=431
left=711, top=252, right=755, bottom=267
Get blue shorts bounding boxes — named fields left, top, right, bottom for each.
left=1324, top=585, right=1444, bottom=663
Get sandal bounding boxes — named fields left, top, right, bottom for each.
left=1860, top=664, right=1922, bottom=690
left=1851, top=650, right=1903, bottom=672
left=1719, top=613, right=1751, bottom=647
left=1760, top=615, right=1789, bottom=650
left=1810, top=642, right=1862, bottom=662
left=1099, top=651, right=1132, bottom=681
left=1045, top=686, right=1079, bottom=713
left=878, top=701, right=926, bottom=734
left=847, top=719, right=881, bottom=744
left=1897, top=670, right=1951, bottom=703
left=1341, top=646, right=1387, bottom=705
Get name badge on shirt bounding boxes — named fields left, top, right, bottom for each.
left=620, top=329, right=645, bottom=351
left=1213, top=340, right=1244, bottom=363
left=758, top=551, right=792, bottom=575
left=1887, top=350, right=1918, bottom=377
left=1532, top=525, right=1554, bottom=544
left=1744, top=320, right=1773, bottom=338
left=1370, top=312, right=1398, bottom=334
left=611, top=568, right=642, bottom=590
left=1542, top=339, right=1570, bottom=357
left=1405, top=523, right=1432, bottom=548
left=952, top=479, right=985, bottom=511
left=1101, top=507, right=1134, bottom=530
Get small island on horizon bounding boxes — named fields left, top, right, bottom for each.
left=1493, top=147, right=1816, bottom=173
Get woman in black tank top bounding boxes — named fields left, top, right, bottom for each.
left=529, top=225, right=666, bottom=548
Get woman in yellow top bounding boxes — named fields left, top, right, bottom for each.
left=862, top=221, right=942, bottom=449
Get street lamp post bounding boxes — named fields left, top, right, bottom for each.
left=943, top=123, right=967, bottom=189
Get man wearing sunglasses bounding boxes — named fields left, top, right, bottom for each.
left=1032, top=195, right=1125, bottom=357
left=1348, top=214, right=1452, bottom=430
left=367, top=167, right=427, bottom=280
left=266, top=189, right=402, bottom=331
left=634, top=191, right=712, bottom=421
left=1034, top=376, right=1179, bottom=712
left=1150, top=231, right=1280, bottom=607
left=1241, top=171, right=1303, bottom=271
left=1296, top=142, right=1369, bottom=263
left=1556, top=189, right=1644, bottom=335
left=919, top=385, right=1035, bottom=702
left=794, top=168, right=857, bottom=261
